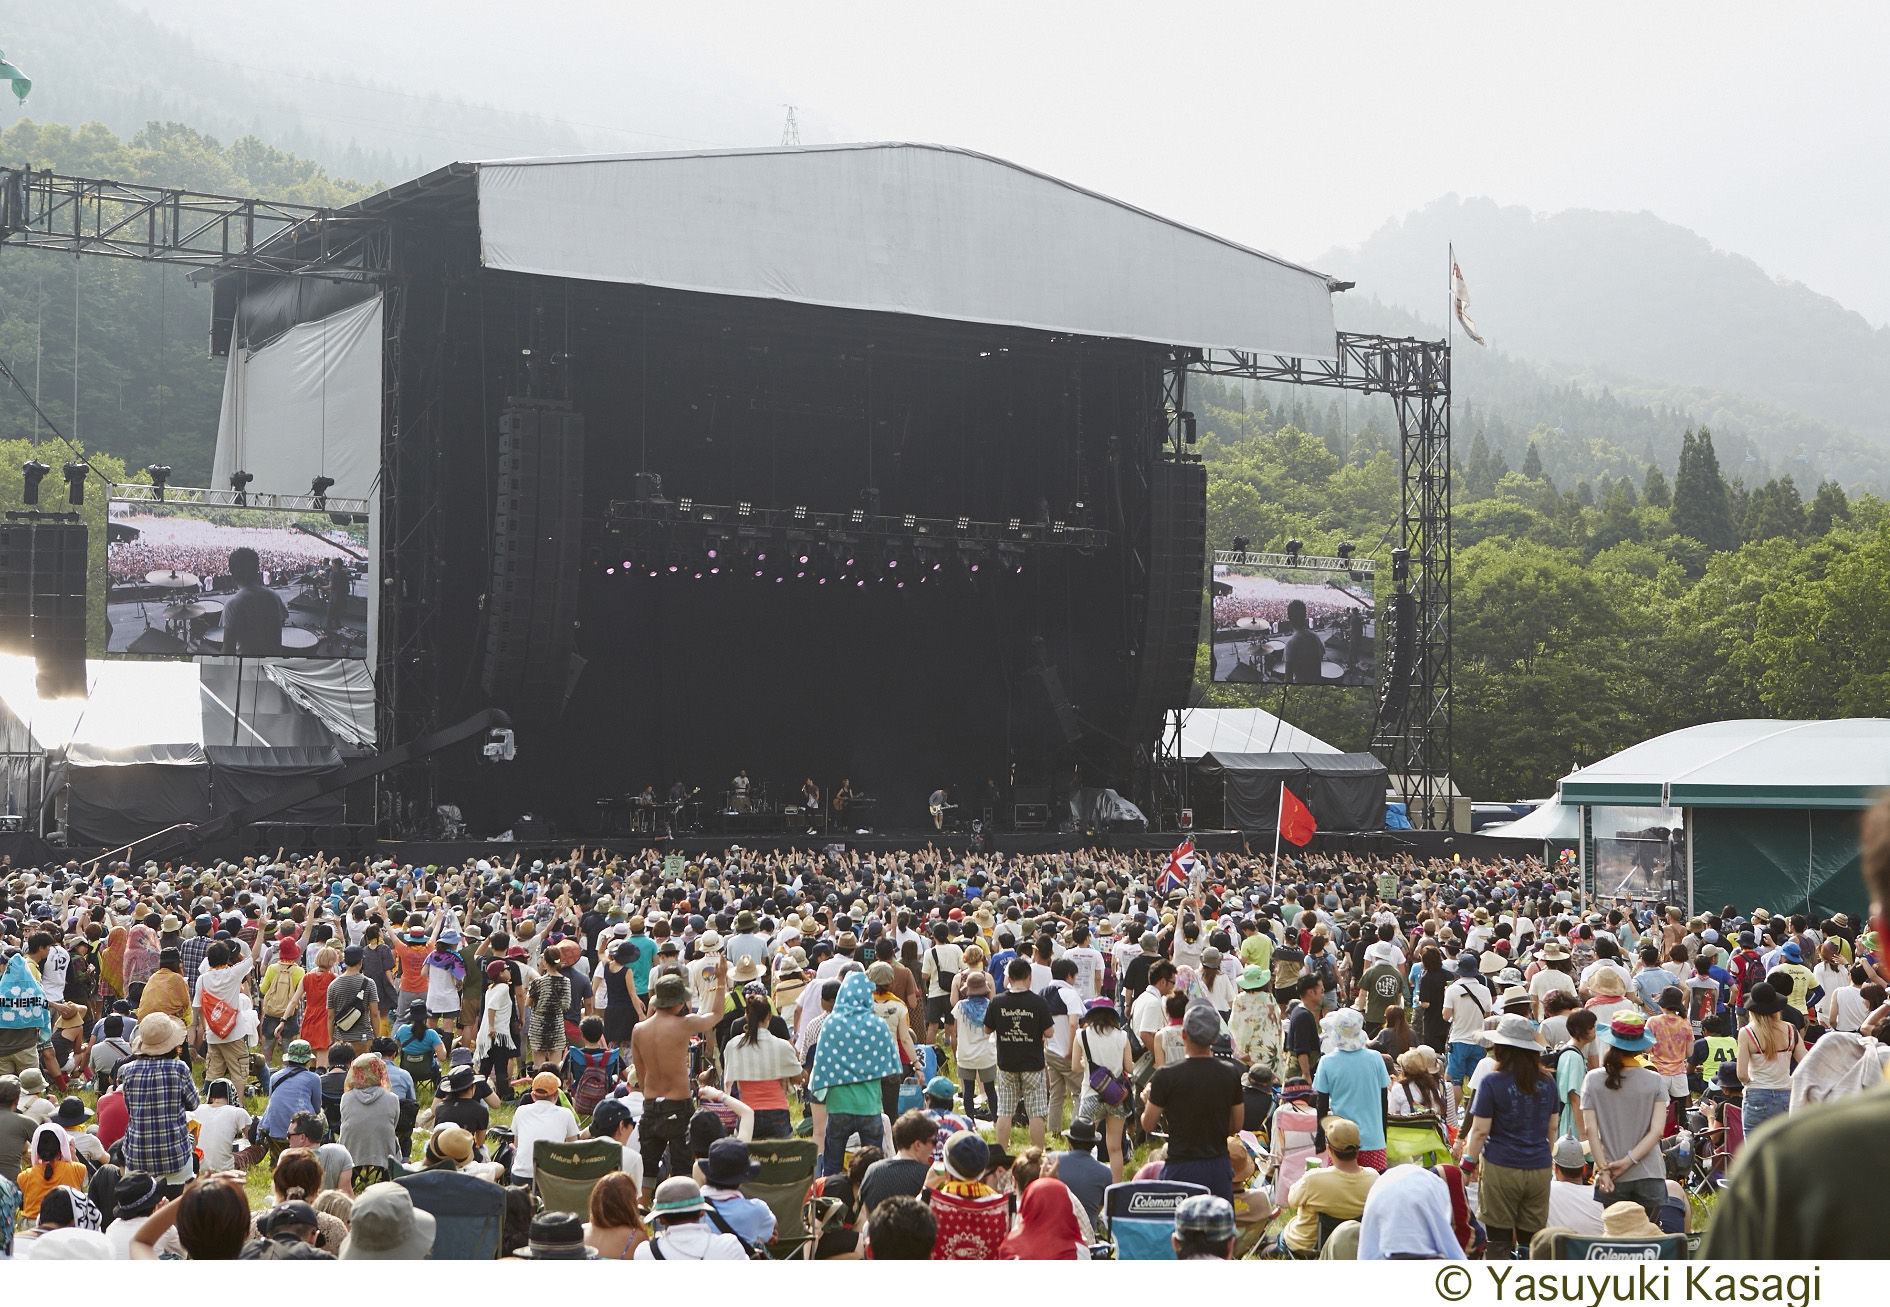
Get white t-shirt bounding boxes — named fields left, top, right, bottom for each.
left=1065, top=947, right=1105, bottom=1002
left=1077, top=1025, right=1130, bottom=1079
left=38, top=944, right=69, bottom=1002
left=1363, top=941, right=1406, bottom=971
left=1529, top=969, right=1578, bottom=1003
left=509, top=1100, right=579, bottom=1178
left=635, top=1222, right=748, bottom=1260
left=952, top=999, right=997, bottom=1072
left=922, top=943, right=964, bottom=998
left=1443, top=978, right=1490, bottom=1043
left=1130, top=986, right=1167, bottom=1039
left=1045, top=982, right=1082, bottom=1058
left=426, top=960, right=461, bottom=1013
left=1547, top=1179, right=1605, bottom=1234
left=189, top=1102, right=254, bottom=1171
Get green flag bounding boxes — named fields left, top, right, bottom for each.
left=0, top=51, right=30, bottom=105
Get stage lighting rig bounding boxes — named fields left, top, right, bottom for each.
left=229, top=469, right=254, bottom=506
left=1337, top=541, right=1355, bottom=559
left=1284, top=538, right=1302, bottom=566
left=677, top=497, right=694, bottom=514
left=1230, top=534, right=1250, bottom=557
left=310, top=475, right=335, bottom=509
left=1180, top=410, right=1197, bottom=444
left=20, top=459, right=49, bottom=504
left=145, top=464, right=172, bottom=501
left=62, top=461, right=86, bottom=505
left=482, top=727, right=516, bottom=763
left=1391, top=546, right=1410, bottom=582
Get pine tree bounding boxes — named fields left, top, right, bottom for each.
left=1522, top=441, right=1544, bottom=480
left=1671, top=427, right=1737, bottom=551
left=1642, top=462, right=1671, bottom=507
left=1807, top=478, right=1851, bottom=536
left=1464, top=431, right=1493, bottom=500
left=1577, top=481, right=1594, bottom=507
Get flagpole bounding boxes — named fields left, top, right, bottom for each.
left=1271, top=784, right=1284, bottom=898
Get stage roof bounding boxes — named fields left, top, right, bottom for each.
left=1172, top=707, right=1340, bottom=759
left=1558, top=719, right=1890, bottom=810
left=345, top=143, right=1338, bottom=359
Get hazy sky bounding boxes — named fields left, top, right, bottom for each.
left=145, top=1, right=1890, bottom=325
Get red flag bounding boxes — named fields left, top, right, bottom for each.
left=1278, top=786, right=1316, bottom=847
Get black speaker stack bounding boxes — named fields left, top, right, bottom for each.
left=481, top=399, right=585, bottom=718
left=1128, top=458, right=1207, bottom=740
left=0, top=519, right=88, bottom=697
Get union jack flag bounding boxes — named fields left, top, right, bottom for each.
left=1157, top=839, right=1196, bottom=895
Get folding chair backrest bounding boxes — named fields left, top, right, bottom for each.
left=1551, top=1234, right=1689, bottom=1261
left=744, top=1176, right=818, bottom=1253
left=746, top=1137, right=819, bottom=1186
left=387, top=1153, right=420, bottom=1180
left=1102, top=1180, right=1208, bottom=1261
left=531, top=1138, right=622, bottom=1218
left=925, top=1187, right=1011, bottom=1261
left=396, top=1170, right=508, bottom=1260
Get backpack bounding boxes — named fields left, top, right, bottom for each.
left=262, top=964, right=300, bottom=1018
left=1271, top=945, right=1305, bottom=994
left=1307, top=951, right=1339, bottom=992
left=1543, top=1041, right=1584, bottom=1103
left=571, top=1047, right=615, bottom=1117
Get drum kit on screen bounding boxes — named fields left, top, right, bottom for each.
left=139, top=569, right=319, bottom=654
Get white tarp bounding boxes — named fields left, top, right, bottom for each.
left=0, top=656, right=205, bottom=764
left=1173, top=707, right=1340, bottom=760
left=211, top=293, right=383, bottom=669
left=1479, top=797, right=1581, bottom=842
left=476, top=144, right=1337, bottom=359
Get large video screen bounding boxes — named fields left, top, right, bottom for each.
left=106, top=501, right=370, bottom=659
left=1210, top=560, right=1376, bottom=686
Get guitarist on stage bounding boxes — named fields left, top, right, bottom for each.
left=832, top=778, right=855, bottom=816
left=929, top=785, right=953, bottom=832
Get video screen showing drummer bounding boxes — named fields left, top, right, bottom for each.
left=104, top=502, right=369, bottom=659
left=1208, top=562, right=1376, bottom=687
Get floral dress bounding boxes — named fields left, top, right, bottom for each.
left=1230, top=988, right=1285, bottom=1076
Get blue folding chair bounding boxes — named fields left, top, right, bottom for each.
left=395, top=1170, right=508, bottom=1260
left=1101, top=1180, right=1208, bottom=1260
left=1551, top=1233, right=1689, bottom=1261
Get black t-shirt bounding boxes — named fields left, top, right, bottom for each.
left=432, top=1097, right=490, bottom=1135
left=1148, top=1056, right=1243, bottom=1161
left=856, top=1156, right=930, bottom=1213
left=1284, top=1001, right=1321, bottom=1062
left=986, top=989, right=1053, bottom=1073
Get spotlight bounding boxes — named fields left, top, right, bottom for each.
left=956, top=516, right=970, bottom=532
left=1337, top=541, right=1355, bottom=559
left=793, top=505, right=807, bottom=520
left=1284, top=538, right=1303, bottom=566
left=902, top=514, right=916, bottom=529
left=678, top=496, right=694, bottom=514
left=849, top=509, right=865, bottom=525
left=1180, top=410, right=1197, bottom=444
left=225, top=469, right=254, bottom=507
left=62, top=461, right=87, bottom=505
left=20, top=459, right=49, bottom=504
left=1230, top=534, right=1250, bottom=557
left=1391, top=547, right=1410, bottom=582
left=737, top=501, right=752, bottom=516
left=310, top=475, right=335, bottom=508
left=144, top=463, right=172, bottom=501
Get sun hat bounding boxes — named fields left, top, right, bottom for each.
left=429, top=1124, right=475, bottom=1165
left=649, top=1175, right=708, bottom=1217
left=52, top=1096, right=89, bottom=1128
left=283, top=1039, right=314, bottom=1065
left=1201, top=946, right=1223, bottom=969
left=943, top=1129, right=989, bottom=1182
left=1600, top=1010, right=1656, bottom=1052
left=1396, top=1046, right=1442, bottom=1076
left=128, top=1012, right=185, bottom=1057
left=112, top=1172, right=162, bottom=1219
left=1326, top=1007, right=1369, bottom=1052
left=1478, top=951, right=1505, bottom=975
left=1487, top=1014, right=1539, bottom=1051
left=1172, top=1192, right=1236, bottom=1243
left=649, top=974, right=691, bottom=1009
left=1236, top=964, right=1271, bottom=991
left=1499, top=986, right=1532, bottom=1010
left=866, top=961, right=896, bottom=988
left=1540, top=940, right=1570, bottom=961
left=514, top=1210, right=597, bottom=1259
left=339, top=1182, right=437, bottom=1260
left=1743, top=981, right=1786, bottom=1016
left=1600, top=1200, right=1664, bottom=1239
left=1589, top=967, right=1628, bottom=997
left=696, top=931, right=724, bottom=955
left=731, top=954, right=764, bottom=983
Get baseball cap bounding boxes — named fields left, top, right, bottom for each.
left=1172, top=1193, right=1236, bottom=1242
left=924, top=1075, right=957, bottom=1102
left=942, top=1130, right=989, bottom=1182
left=1324, top=1117, right=1361, bottom=1150
left=590, top=1098, right=633, bottom=1136
left=531, top=1071, right=562, bottom=1099
left=1182, top=1001, right=1221, bottom=1047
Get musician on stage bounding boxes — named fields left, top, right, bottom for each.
left=667, top=779, right=691, bottom=805
left=929, top=785, right=951, bottom=832
left=800, top=777, right=821, bottom=834
left=731, top=770, right=751, bottom=812
left=634, top=784, right=657, bottom=806
left=832, top=778, right=855, bottom=814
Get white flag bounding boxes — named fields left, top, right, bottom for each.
left=1451, top=256, right=1487, bottom=347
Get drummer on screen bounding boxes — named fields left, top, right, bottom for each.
left=223, top=546, right=287, bottom=655
left=1281, top=598, right=1323, bottom=684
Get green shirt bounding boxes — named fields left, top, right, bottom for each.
left=1239, top=933, right=1273, bottom=971
left=1555, top=1044, right=1588, bottom=1138
left=822, top=1078, right=883, bottom=1116
left=1700, top=1079, right=1890, bottom=1258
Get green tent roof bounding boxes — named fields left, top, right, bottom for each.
left=1559, top=719, right=1890, bottom=809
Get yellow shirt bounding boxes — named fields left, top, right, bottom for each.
left=17, top=1159, right=87, bottom=1217
left=1282, top=1165, right=1376, bottom=1251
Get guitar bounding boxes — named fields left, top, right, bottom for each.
left=929, top=801, right=959, bottom=818
left=832, top=786, right=854, bottom=813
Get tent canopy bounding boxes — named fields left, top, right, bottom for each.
left=1559, top=719, right=1890, bottom=809
left=1173, top=707, right=1340, bottom=760
left=1201, top=750, right=1386, bottom=833
left=462, top=143, right=1336, bottom=360
left=1481, top=797, right=1581, bottom=842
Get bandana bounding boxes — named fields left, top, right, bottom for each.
left=0, top=953, right=51, bottom=1037
left=957, top=995, right=990, bottom=1029
left=426, top=948, right=466, bottom=981
left=807, top=971, right=902, bottom=1097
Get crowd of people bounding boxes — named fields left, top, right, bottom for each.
left=0, top=795, right=1883, bottom=1262
left=106, top=514, right=359, bottom=589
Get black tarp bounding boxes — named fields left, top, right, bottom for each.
left=68, top=764, right=211, bottom=846
left=1066, top=787, right=1149, bottom=830
left=1203, top=751, right=1387, bottom=833
left=207, top=745, right=345, bottom=822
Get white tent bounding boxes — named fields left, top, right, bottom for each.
left=1480, top=797, right=1580, bottom=842
left=1172, top=707, right=1340, bottom=760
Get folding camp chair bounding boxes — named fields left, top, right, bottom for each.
left=924, top=1186, right=1012, bottom=1260
left=530, top=1138, right=622, bottom=1217
left=1549, top=1233, right=1688, bottom=1260
left=742, top=1138, right=820, bottom=1258
left=396, top=1169, right=508, bottom=1260
left=1264, top=1211, right=1345, bottom=1259
left=386, top=1152, right=421, bottom=1180
left=1100, top=1180, right=1208, bottom=1260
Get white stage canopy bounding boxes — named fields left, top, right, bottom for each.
left=1172, top=707, right=1340, bottom=760
left=476, top=144, right=1338, bottom=359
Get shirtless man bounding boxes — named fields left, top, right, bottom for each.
left=630, top=965, right=727, bottom=1183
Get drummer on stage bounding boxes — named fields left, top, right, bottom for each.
left=1282, top=598, right=1324, bottom=684
left=223, top=546, right=288, bottom=656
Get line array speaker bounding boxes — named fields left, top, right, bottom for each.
left=0, top=520, right=88, bottom=696
left=481, top=399, right=584, bottom=717
left=1129, top=458, right=1206, bottom=742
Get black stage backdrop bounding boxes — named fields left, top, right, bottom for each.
left=406, top=264, right=1172, bottom=835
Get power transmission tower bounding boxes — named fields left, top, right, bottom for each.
left=781, top=105, right=801, bottom=146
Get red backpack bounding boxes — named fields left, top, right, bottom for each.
left=570, top=1047, right=615, bottom=1117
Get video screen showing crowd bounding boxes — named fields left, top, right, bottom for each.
left=105, top=503, right=370, bottom=659
left=0, top=796, right=1882, bottom=1261
left=1210, top=561, right=1375, bottom=686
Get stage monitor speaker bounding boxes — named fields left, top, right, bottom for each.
left=1128, top=458, right=1207, bottom=742
left=482, top=399, right=584, bottom=717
